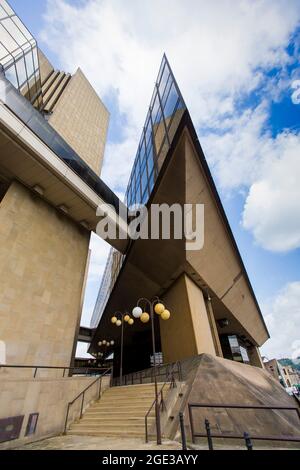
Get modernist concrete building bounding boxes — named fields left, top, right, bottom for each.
left=2, top=0, right=300, bottom=450
left=90, top=55, right=269, bottom=377
left=0, top=0, right=126, bottom=371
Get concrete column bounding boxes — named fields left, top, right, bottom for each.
left=248, top=345, right=264, bottom=368
left=160, top=274, right=216, bottom=363
left=0, top=181, right=90, bottom=372
left=205, top=297, right=223, bottom=357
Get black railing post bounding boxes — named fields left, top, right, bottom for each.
left=98, top=377, right=102, bottom=400
left=80, top=393, right=85, bottom=418
left=244, top=432, right=253, bottom=450
left=188, top=405, right=196, bottom=444
left=205, top=418, right=214, bottom=450
left=64, top=403, right=70, bottom=434
left=179, top=412, right=187, bottom=450
left=34, top=367, right=38, bottom=378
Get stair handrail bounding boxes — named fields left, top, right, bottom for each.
left=144, top=361, right=181, bottom=443
left=63, top=367, right=112, bottom=433
left=113, top=359, right=182, bottom=387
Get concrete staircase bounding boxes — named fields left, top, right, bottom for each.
left=68, top=383, right=162, bottom=438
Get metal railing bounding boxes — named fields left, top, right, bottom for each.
left=188, top=402, right=300, bottom=445
left=144, top=361, right=181, bottom=443
left=0, top=364, right=108, bottom=378
left=112, top=360, right=182, bottom=387
left=63, top=367, right=112, bottom=433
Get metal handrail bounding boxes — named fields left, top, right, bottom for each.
left=144, top=361, right=180, bottom=442
left=0, top=364, right=108, bottom=378
left=63, top=367, right=112, bottom=434
left=188, top=402, right=300, bottom=444
left=113, top=360, right=182, bottom=387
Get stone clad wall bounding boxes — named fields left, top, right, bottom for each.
left=0, top=375, right=110, bottom=449
left=49, top=68, right=109, bottom=176
left=0, top=181, right=90, bottom=369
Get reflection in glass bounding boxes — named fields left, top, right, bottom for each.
left=93, top=55, right=188, bottom=327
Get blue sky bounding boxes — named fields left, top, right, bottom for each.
left=10, top=0, right=300, bottom=361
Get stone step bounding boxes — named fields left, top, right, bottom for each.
left=68, top=429, right=143, bottom=437
left=84, top=410, right=155, bottom=418
left=79, top=416, right=154, bottom=424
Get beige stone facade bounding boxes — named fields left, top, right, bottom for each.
left=160, top=274, right=217, bottom=363
left=0, top=375, right=110, bottom=449
left=0, top=181, right=90, bottom=369
left=49, top=68, right=109, bottom=175
left=38, top=48, right=54, bottom=83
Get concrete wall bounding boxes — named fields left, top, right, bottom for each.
left=0, top=181, right=90, bottom=369
left=184, top=132, right=268, bottom=346
left=49, top=68, right=109, bottom=175
left=38, top=49, right=54, bottom=83
left=160, top=274, right=216, bottom=363
left=0, top=375, right=110, bottom=449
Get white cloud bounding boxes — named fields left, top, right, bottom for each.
left=242, top=132, right=300, bottom=251
left=40, top=0, right=300, bottom=328
left=41, top=0, right=300, bottom=254
left=202, top=106, right=300, bottom=252
left=261, top=281, right=300, bottom=360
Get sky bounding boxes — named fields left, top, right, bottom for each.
left=9, top=0, right=300, bottom=362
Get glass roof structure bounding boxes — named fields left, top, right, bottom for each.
left=0, top=0, right=43, bottom=109
left=91, top=55, right=187, bottom=328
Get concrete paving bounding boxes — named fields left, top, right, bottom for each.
left=16, top=435, right=183, bottom=450
left=15, top=435, right=300, bottom=450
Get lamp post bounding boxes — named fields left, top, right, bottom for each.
left=132, top=297, right=171, bottom=445
left=111, top=312, right=134, bottom=386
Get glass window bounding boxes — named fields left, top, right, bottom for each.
left=14, top=17, right=32, bottom=42
left=24, top=49, right=34, bottom=78
left=0, top=22, right=19, bottom=58
left=144, top=115, right=152, bottom=152
left=2, top=17, right=27, bottom=48
left=141, top=167, right=148, bottom=196
left=163, top=82, right=179, bottom=119
left=15, top=56, right=27, bottom=87
left=151, top=92, right=162, bottom=124
left=4, top=63, right=18, bottom=88
left=1, top=1, right=15, bottom=16
left=0, top=5, right=8, bottom=19
left=158, top=61, right=170, bottom=98
left=147, top=151, right=154, bottom=177
left=240, top=346, right=250, bottom=363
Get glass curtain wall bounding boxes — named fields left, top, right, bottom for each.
left=91, top=55, right=187, bottom=328
left=0, top=0, right=42, bottom=109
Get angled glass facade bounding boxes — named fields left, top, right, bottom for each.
left=125, top=55, right=186, bottom=207
left=0, top=0, right=43, bottom=109
left=91, top=55, right=187, bottom=328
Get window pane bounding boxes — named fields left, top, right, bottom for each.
left=163, top=82, right=179, bottom=119
left=24, top=49, right=34, bottom=77
left=5, top=64, right=18, bottom=88
left=158, top=61, right=170, bottom=98
left=15, top=56, right=27, bottom=87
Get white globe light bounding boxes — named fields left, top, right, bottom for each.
left=98, top=341, right=102, bottom=346
left=102, top=340, right=106, bottom=345
left=116, top=319, right=122, bottom=326
left=110, top=340, right=115, bottom=345
left=132, top=306, right=143, bottom=318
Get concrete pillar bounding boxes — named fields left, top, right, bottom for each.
left=0, top=181, right=90, bottom=371
left=160, top=274, right=216, bottom=363
left=248, top=345, right=264, bottom=368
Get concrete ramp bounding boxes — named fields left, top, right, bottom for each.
left=177, top=354, right=300, bottom=443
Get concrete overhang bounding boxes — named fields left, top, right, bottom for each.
left=90, top=113, right=269, bottom=354
left=0, top=73, right=129, bottom=253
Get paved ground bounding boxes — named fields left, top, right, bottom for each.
left=16, top=435, right=183, bottom=450
left=16, top=435, right=300, bottom=450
